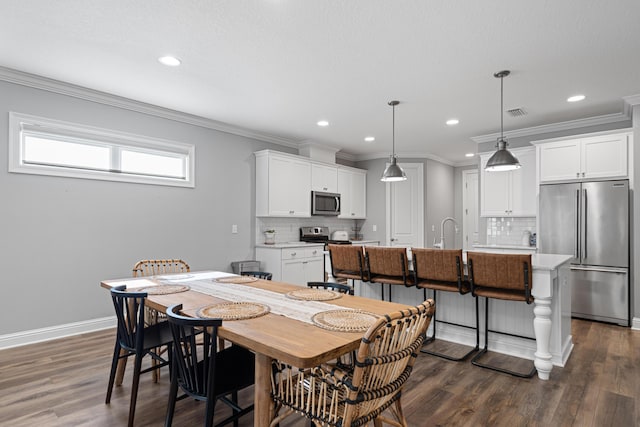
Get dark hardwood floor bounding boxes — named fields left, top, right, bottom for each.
left=1, top=318, right=638, bottom=426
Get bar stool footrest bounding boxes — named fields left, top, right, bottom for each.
left=471, top=348, right=537, bottom=378
left=421, top=337, right=478, bottom=361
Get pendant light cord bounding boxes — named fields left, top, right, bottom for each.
left=500, top=74, right=504, bottom=140
left=392, top=103, right=396, bottom=156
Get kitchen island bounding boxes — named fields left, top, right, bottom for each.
left=356, top=251, right=573, bottom=380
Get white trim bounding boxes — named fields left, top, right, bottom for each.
left=471, top=112, right=631, bottom=144
left=632, top=317, right=640, bottom=331
left=9, top=111, right=196, bottom=188
left=0, top=316, right=116, bottom=350
left=0, top=66, right=298, bottom=148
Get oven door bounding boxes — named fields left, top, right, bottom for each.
left=312, top=191, right=341, bottom=216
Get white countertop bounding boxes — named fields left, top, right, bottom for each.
left=463, top=251, right=572, bottom=271
left=473, top=244, right=537, bottom=251
left=255, top=242, right=324, bottom=249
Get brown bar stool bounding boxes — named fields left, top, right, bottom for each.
left=327, top=244, right=364, bottom=292
left=466, top=251, right=536, bottom=378
left=363, top=246, right=413, bottom=301
left=412, top=248, right=479, bottom=361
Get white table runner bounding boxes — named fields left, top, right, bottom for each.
left=187, top=279, right=347, bottom=325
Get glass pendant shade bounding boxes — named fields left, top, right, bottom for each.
left=485, top=138, right=521, bottom=172
left=381, top=156, right=407, bottom=182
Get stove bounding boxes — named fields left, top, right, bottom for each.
left=299, top=226, right=351, bottom=245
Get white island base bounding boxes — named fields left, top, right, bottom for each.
left=356, top=253, right=573, bottom=380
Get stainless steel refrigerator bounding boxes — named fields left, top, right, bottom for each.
left=539, top=179, right=629, bottom=326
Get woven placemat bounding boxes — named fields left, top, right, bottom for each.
left=132, top=284, right=191, bottom=295
left=214, top=276, right=258, bottom=284
left=285, top=288, right=342, bottom=301
left=312, top=310, right=380, bottom=332
left=196, top=302, right=270, bottom=320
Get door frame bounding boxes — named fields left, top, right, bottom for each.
left=385, top=162, right=424, bottom=247
left=462, top=169, right=479, bottom=251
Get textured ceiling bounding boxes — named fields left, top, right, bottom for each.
left=2, top=0, right=639, bottom=165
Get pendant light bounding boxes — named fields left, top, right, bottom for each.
left=381, top=100, right=407, bottom=182
left=485, top=70, right=521, bottom=172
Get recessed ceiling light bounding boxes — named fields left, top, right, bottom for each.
left=364, top=136, right=375, bottom=142
left=465, top=153, right=475, bottom=158
left=446, top=119, right=460, bottom=126
left=317, top=120, right=329, bottom=127
left=158, top=56, right=181, bottom=67
left=567, top=95, right=586, bottom=103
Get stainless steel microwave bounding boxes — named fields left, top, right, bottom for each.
left=311, top=191, right=341, bottom=216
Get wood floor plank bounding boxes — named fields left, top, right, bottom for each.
left=1, top=319, right=638, bottom=426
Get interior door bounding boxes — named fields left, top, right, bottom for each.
left=462, top=170, right=479, bottom=250
left=386, top=163, right=424, bottom=247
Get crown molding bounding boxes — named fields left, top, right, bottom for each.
left=471, top=112, right=631, bottom=144
left=0, top=66, right=299, bottom=148
left=351, top=150, right=455, bottom=166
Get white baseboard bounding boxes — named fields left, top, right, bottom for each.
left=0, top=316, right=116, bottom=350
left=632, top=317, right=640, bottom=330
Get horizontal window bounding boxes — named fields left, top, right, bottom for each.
left=9, top=112, right=195, bottom=187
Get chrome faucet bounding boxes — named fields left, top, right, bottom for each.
left=433, top=217, right=459, bottom=249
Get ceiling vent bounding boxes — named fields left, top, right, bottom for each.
left=506, top=108, right=527, bottom=117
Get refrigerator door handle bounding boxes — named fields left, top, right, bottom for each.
left=583, top=189, right=587, bottom=260
left=570, top=265, right=627, bottom=274
left=575, top=189, right=580, bottom=259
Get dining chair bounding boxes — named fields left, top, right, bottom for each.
left=270, top=299, right=435, bottom=427
left=240, top=271, right=273, bottom=280
left=165, top=304, right=255, bottom=427
left=307, top=281, right=354, bottom=295
left=412, top=248, right=479, bottom=361
left=363, top=246, right=414, bottom=301
left=467, top=251, right=537, bottom=378
left=105, top=285, right=174, bottom=427
left=132, top=258, right=191, bottom=381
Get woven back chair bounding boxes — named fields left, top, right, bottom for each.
left=132, top=259, right=190, bottom=277
left=270, top=299, right=435, bottom=427
left=467, top=252, right=536, bottom=377
left=363, top=246, right=413, bottom=301
left=412, top=248, right=478, bottom=361
left=327, top=244, right=364, bottom=283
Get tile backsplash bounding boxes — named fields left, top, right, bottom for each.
left=256, top=217, right=363, bottom=245
left=485, top=217, right=536, bottom=246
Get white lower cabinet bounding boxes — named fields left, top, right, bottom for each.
left=255, top=245, right=324, bottom=286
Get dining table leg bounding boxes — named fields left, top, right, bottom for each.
left=254, top=352, right=274, bottom=426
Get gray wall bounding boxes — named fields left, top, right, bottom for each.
left=355, top=158, right=456, bottom=249
left=0, top=80, right=291, bottom=335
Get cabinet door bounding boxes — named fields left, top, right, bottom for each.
left=282, top=259, right=306, bottom=286
left=269, top=156, right=311, bottom=217
left=539, top=140, right=581, bottom=182
left=581, top=134, right=628, bottom=179
left=480, top=155, right=511, bottom=216
left=311, top=164, right=338, bottom=192
left=510, top=149, right=537, bottom=216
left=338, top=169, right=367, bottom=219
left=303, top=257, right=325, bottom=283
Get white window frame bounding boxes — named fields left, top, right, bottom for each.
left=8, top=112, right=195, bottom=188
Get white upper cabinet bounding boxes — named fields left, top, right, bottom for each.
left=255, top=150, right=367, bottom=218
left=255, top=151, right=311, bottom=217
left=480, top=147, right=536, bottom=217
left=537, top=132, right=630, bottom=183
left=311, top=163, right=338, bottom=193
left=338, top=168, right=367, bottom=219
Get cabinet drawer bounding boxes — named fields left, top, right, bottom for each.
left=304, top=247, right=323, bottom=258
left=281, top=248, right=305, bottom=260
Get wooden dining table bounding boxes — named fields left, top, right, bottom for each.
left=101, top=271, right=415, bottom=426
